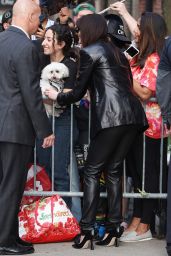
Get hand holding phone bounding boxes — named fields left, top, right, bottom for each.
left=39, top=23, right=43, bottom=30
left=124, top=45, right=139, bottom=59
left=36, top=25, right=45, bottom=39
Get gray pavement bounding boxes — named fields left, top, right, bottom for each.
left=25, top=238, right=167, bottom=256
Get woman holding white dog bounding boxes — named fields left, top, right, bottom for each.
left=45, top=14, right=148, bottom=250
left=37, top=23, right=79, bottom=209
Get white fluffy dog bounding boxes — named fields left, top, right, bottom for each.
left=40, top=62, right=69, bottom=117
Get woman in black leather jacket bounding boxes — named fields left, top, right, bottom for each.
left=45, top=14, right=148, bottom=249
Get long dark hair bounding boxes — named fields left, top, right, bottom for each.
left=77, top=14, right=125, bottom=66
left=135, top=12, right=167, bottom=68
left=46, top=23, right=78, bottom=61
left=77, top=14, right=108, bottom=47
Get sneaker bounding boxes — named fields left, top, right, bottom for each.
left=120, top=230, right=152, bottom=242
left=120, top=230, right=132, bottom=238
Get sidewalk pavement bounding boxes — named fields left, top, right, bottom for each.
left=26, top=238, right=167, bottom=256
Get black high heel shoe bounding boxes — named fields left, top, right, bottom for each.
left=96, top=226, right=124, bottom=247
left=72, top=230, right=94, bottom=250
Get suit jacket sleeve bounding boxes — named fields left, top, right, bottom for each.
left=15, top=43, right=52, bottom=139
left=156, top=38, right=171, bottom=127
left=57, top=49, right=94, bottom=106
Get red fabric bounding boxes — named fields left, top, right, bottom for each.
left=21, top=164, right=51, bottom=206
left=19, top=195, right=80, bottom=243
left=131, top=53, right=171, bottom=138
left=131, top=53, right=159, bottom=92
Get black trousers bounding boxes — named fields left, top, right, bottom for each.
left=167, top=158, right=171, bottom=243
left=80, top=125, right=138, bottom=231
left=0, top=142, right=33, bottom=246
left=126, top=134, right=168, bottom=224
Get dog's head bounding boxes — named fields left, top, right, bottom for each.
left=41, top=62, right=69, bottom=83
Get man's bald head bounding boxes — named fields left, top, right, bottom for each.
left=12, top=0, right=40, bottom=35
left=13, top=0, right=39, bottom=18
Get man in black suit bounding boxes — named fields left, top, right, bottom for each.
left=0, top=0, right=54, bottom=254
left=156, top=36, right=171, bottom=256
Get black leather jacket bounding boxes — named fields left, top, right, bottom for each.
left=57, top=41, right=148, bottom=138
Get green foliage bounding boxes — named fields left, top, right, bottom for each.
left=163, top=0, right=171, bottom=35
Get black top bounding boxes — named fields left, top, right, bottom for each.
left=60, top=57, right=78, bottom=90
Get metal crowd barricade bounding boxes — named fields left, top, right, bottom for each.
left=24, top=98, right=169, bottom=200
left=24, top=103, right=85, bottom=198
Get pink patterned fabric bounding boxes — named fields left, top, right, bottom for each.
left=131, top=53, right=170, bottom=139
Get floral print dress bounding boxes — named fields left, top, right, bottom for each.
left=131, top=53, right=170, bottom=139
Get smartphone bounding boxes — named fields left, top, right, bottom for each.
left=39, top=23, right=43, bottom=30
left=124, top=45, right=139, bottom=58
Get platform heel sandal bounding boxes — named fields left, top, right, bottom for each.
left=72, top=230, right=94, bottom=250
left=96, top=226, right=124, bottom=247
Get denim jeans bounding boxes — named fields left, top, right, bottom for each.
left=37, top=108, right=78, bottom=208
left=70, top=153, right=82, bottom=222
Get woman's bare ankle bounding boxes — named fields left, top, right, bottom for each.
left=125, top=217, right=141, bottom=232
left=136, top=223, right=149, bottom=235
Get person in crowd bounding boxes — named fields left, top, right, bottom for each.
left=31, top=1, right=51, bottom=60
left=1, top=9, right=12, bottom=31
left=0, top=0, right=54, bottom=255
left=90, top=13, right=132, bottom=238
left=105, top=13, right=131, bottom=51
left=39, top=2, right=54, bottom=29
left=156, top=36, right=171, bottom=256
left=44, top=13, right=148, bottom=250
left=56, top=5, right=75, bottom=29
left=73, top=2, right=96, bottom=23
left=36, top=23, right=78, bottom=209
left=31, top=0, right=54, bottom=40
left=71, top=1, right=96, bottom=153
left=105, top=13, right=132, bottom=232
left=111, top=1, right=168, bottom=242
left=70, top=1, right=96, bottom=163
left=56, top=5, right=78, bottom=45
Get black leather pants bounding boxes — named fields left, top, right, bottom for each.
left=80, top=125, right=138, bottom=231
